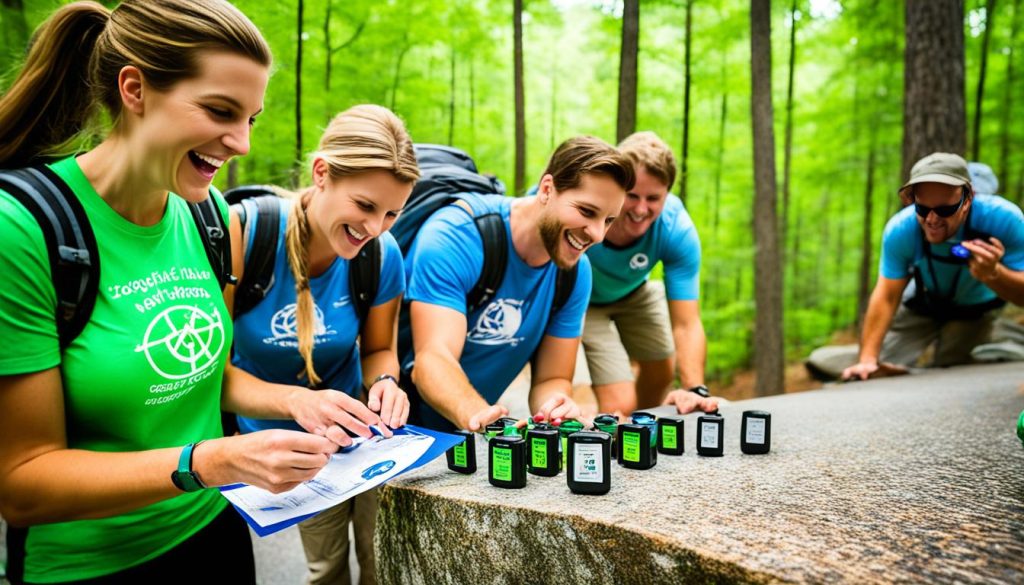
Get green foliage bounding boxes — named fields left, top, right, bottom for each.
left=3, top=0, right=1022, bottom=384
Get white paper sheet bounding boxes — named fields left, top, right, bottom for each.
left=222, top=431, right=434, bottom=528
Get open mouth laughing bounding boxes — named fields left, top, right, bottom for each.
left=188, top=151, right=225, bottom=180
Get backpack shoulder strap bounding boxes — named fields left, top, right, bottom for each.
left=232, top=194, right=282, bottom=317
left=552, top=264, right=579, bottom=314
left=349, top=238, right=382, bottom=326
left=0, top=166, right=99, bottom=350
left=467, top=212, right=508, bottom=312
left=187, top=194, right=235, bottom=290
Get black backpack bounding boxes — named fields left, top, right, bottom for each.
left=390, top=143, right=578, bottom=314
left=0, top=165, right=233, bottom=351
left=224, top=186, right=381, bottom=325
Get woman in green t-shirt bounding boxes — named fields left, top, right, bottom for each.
left=0, top=2, right=387, bottom=583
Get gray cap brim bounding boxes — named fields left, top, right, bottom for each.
left=902, top=172, right=968, bottom=189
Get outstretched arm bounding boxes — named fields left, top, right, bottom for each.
left=842, top=275, right=908, bottom=381
left=409, top=301, right=508, bottom=431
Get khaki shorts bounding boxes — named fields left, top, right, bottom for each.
left=298, top=488, right=378, bottom=585
left=582, top=280, right=674, bottom=386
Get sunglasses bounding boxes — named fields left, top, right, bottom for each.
left=914, top=187, right=967, bottom=218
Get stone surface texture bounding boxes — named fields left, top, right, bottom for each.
left=377, top=363, right=1024, bottom=584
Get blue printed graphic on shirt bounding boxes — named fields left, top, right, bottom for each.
left=233, top=198, right=405, bottom=434
left=586, top=195, right=700, bottom=304
left=880, top=194, right=1024, bottom=305
left=400, top=194, right=591, bottom=416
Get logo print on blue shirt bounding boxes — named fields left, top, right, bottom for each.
left=467, top=299, right=526, bottom=346
left=263, top=303, right=337, bottom=347
left=629, top=253, right=649, bottom=270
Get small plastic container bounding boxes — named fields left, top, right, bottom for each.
left=527, top=423, right=561, bottom=476
left=740, top=410, right=771, bottom=455
left=657, top=415, right=685, bottom=455
left=617, top=422, right=657, bottom=470
left=489, top=434, right=527, bottom=488
left=446, top=430, right=477, bottom=474
left=696, top=413, right=724, bottom=457
left=567, top=431, right=611, bottom=495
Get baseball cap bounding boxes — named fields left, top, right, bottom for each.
left=902, top=152, right=971, bottom=189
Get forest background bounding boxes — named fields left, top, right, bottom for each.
left=2, top=0, right=1020, bottom=395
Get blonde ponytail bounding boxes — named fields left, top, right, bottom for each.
left=285, top=190, right=321, bottom=386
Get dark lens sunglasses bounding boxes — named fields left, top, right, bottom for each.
left=914, top=186, right=967, bottom=218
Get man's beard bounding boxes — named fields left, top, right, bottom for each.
left=538, top=214, right=575, bottom=270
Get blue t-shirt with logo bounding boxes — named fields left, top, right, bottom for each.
left=400, top=194, right=592, bottom=430
left=233, top=198, right=405, bottom=434
left=880, top=194, right=1024, bottom=305
left=586, top=195, right=700, bottom=304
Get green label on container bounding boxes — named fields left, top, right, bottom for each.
left=623, top=431, right=641, bottom=462
left=531, top=438, right=547, bottom=469
left=453, top=443, right=467, bottom=468
left=492, top=446, right=512, bottom=481
left=661, top=425, right=677, bottom=450
left=561, top=436, right=568, bottom=468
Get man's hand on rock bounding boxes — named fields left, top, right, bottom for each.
left=662, top=389, right=719, bottom=414
left=466, top=404, right=510, bottom=433
left=842, top=360, right=879, bottom=382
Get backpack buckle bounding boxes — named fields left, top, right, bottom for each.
left=58, top=245, right=91, bottom=267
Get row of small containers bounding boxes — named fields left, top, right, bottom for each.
left=445, top=410, right=772, bottom=495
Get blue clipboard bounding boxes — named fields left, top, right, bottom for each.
left=222, top=424, right=464, bottom=537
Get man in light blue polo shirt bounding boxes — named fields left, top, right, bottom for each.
left=582, top=132, right=719, bottom=416
left=842, top=152, right=1024, bottom=381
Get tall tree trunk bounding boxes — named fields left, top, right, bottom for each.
left=857, top=138, right=877, bottom=329
left=782, top=0, right=797, bottom=264
left=389, top=31, right=411, bottom=111
left=324, top=3, right=365, bottom=101
left=713, top=54, right=728, bottom=242
left=680, top=0, right=693, bottom=202
left=514, top=0, right=526, bottom=195
left=448, top=45, right=456, bottom=146
left=550, top=61, right=558, bottom=151
left=750, top=0, right=784, bottom=396
left=972, top=0, right=998, bottom=161
left=295, top=0, right=304, bottom=187
left=616, top=0, right=640, bottom=143
left=470, top=58, right=477, bottom=155
left=227, top=159, right=239, bottom=191
left=999, top=0, right=1020, bottom=192
left=324, top=0, right=332, bottom=96
left=902, top=0, right=966, bottom=180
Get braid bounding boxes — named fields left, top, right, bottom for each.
left=285, top=191, right=321, bottom=386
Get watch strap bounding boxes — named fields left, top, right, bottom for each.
left=171, top=441, right=207, bottom=492
left=687, top=384, right=710, bottom=398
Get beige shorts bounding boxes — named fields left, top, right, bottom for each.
left=582, top=280, right=674, bottom=386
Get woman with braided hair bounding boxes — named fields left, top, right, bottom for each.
left=227, top=104, right=419, bottom=585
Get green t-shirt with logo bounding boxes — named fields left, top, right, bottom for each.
left=0, top=157, right=232, bottom=582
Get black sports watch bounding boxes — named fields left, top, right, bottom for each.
left=687, top=384, right=710, bottom=398
left=170, top=441, right=207, bottom=493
